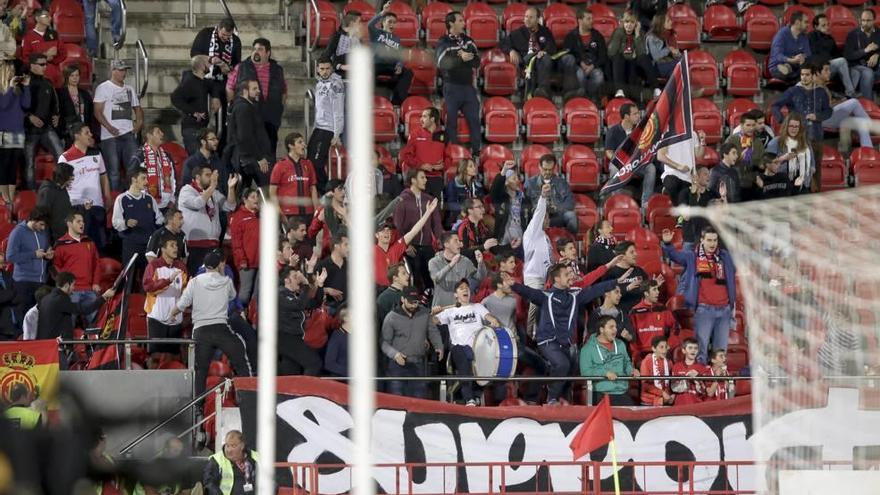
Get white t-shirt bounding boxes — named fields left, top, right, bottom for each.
left=94, top=80, right=140, bottom=140
left=437, top=303, right=489, bottom=347
left=660, top=139, right=694, bottom=183
left=22, top=306, right=38, bottom=340
left=59, top=147, right=107, bottom=207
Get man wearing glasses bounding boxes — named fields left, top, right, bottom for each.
left=23, top=53, right=63, bottom=191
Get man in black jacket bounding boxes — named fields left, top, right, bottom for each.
left=277, top=265, right=327, bottom=376
left=808, top=14, right=857, bottom=98
left=436, top=11, right=481, bottom=156
left=226, top=79, right=272, bottom=188
left=36, top=271, right=113, bottom=342
left=0, top=262, right=20, bottom=341
left=171, top=55, right=220, bottom=155
left=503, top=6, right=557, bottom=99
left=189, top=17, right=241, bottom=107
left=324, top=11, right=363, bottom=78
left=560, top=9, right=607, bottom=101
left=35, top=162, right=73, bottom=243
left=24, top=53, right=63, bottom=190
left=844, top=9, right=880, bottom=100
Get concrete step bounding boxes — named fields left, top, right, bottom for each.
left=114, top=41, right=299, bottom=64
left=126, top=0, right=283, bottom=17
left=126, top=11, right=293, bottom=36
left=121, top=25, right=296, bottom=50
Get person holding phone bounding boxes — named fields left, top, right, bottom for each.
left=0, top=59, right=29, bottom=203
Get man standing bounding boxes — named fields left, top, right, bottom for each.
left=560, top=9, right=607, bottom=101
left=598, top=241, right=650, bottom=314
left=428, top=232, right=487, bottom=308
left=182, top=128, right=227, bottom=189
left=142, top=236, right=188, bottom=366
left=112, top=168, right=163, bottom=276
left=455, top=197, right=498, bottom=264
left=230, top=188, right=260, bottom=306
left=36, top=162, right=73, bottom=244
left=6, top=207, right=52, bottom=321
left=436, top=12, right=481, bottom=156
left=375, top=198, right=437, bottom=288
left=36, top=271, right=113, bottom=341
left=52, top=211, right=102, bottom=324
left=399, top=107, right=446, bottom=199
left=179, top=165, right=239, bottom=275
left=504, top=7, right=557, bottom=98
left=190, top=18, right=242, bottom=111
left=307, top=57, right=345, bottom=191
left=270, top=132, right=320, bottom=223
left=771, top=64, right=832, bottom=142
left=226, top=38, right=287, bottom=156
left=203, top=430, right=258, bottom=495
left=24, top=53, right=63, bottom=190
left=369, top=5, right=413, bottom=105
left=393, top=169, right=444, bottom=291
left=724, top=109, right=762, bottom=199
left=377, top=262, right=410, bottom=328
left=277, top=265, right=327, bottom=376
left=662, top=228, right=736, bottom=364
left=580, top=315, right=638, bottom=406
left=524, top=155, right=578, bottom=233
left=709, top=143, right=740, bottom=203
left=58, top=123, right=111, bottom=250
left=129, top=125, right=177, bottom=210
left=171, top=55, right=219, bottom=155
left=315, top=234, right=349, bottom=313
left=145, top=207, right=188, bottom=262
left=629, top=280, right=677, bottom=357
left=383, top=286, right=444, bottom=398
left=768, top=12, right=811, bottom=84
left=94, top=60, right=143, bottom=191
left=226, top=79, right=272, bottom=188
left=845, top=9, right=880, bottom=100
left=325, top=12, right=363, bottom=78
left=604, top=103, right=656, bottom=208
left=174, top=252, right=252, bottom=395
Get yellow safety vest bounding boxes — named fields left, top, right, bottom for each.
left=4, top=405, right=40, bottom=430
left=209, top=451, right=260, bottom=495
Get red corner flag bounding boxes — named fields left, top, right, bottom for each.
left=569, top=395, right=614, bottom=460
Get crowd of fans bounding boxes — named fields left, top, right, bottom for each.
left=2, top=0, right=876, bottom=414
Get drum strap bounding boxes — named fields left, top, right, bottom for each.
left=546, top=291, right=577, bottom=345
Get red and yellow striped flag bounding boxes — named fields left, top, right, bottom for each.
left=0, top=340, right=59, bottom=409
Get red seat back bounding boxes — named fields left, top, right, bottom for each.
left=480, top=49, right=517, bottom=96
left=563, top=97, right=600, bottom=144
left=400, top=95, right=432, bottom=137
left=521, top=144, right=553, bottom=177
left=405, top=48, right=437, bottom=95
left=522, top=97, right=560, bottom=144
left=502, top=3, right=528, bottom=33
left=305, top=0, right=339, bottom=47
left=543, top=3, right=577, bottom=47
left=688, top=50, right=719, bottom=97
left=587, top=4, right=618, bottom=42
left=387, top=1, right=419, bottom=47
left=422, top=2, right=453, bottom=45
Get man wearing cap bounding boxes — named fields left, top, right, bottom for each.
left=94, top=59, right=143, bottom=191
left=172, top=251, right=253, bottom=396
left=374, top=197, right=438, bottom=288
left=382, top=285, right=444, bottom=398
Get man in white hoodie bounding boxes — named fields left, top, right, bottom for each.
left=173, top=251, right=252, bottom=395
left=522, top=183, right=553, bottom=336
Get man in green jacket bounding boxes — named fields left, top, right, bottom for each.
left=580, top=315, right=639, bottom=405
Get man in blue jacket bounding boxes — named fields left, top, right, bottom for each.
left=511, top=265, right=621, bottom=405
left=436, top=11, right=481, bottom=156
left=768, top=12, right=811, bottom=84
left=369, top=4, right=413, bottom=106
left=5, top=206, right=51, bottom=325
left=661, top=227, right=736, bottom=364
left=770, top=63, right=832, bottom=142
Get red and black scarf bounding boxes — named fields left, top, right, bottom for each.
left=696, top=243, right=725, bottom=283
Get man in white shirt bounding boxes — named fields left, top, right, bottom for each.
left=178, top=164, right=239, bottom=275
left=94, top=59, right=143, bottom=191
left=59, top=122, right=112, bottom=251
left=522, top=183, right=553, bottom=336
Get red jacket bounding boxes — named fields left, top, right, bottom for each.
left=399, top=126, right=445, bottom=177
left=229, top=206, right=260, bottom=269
left=21, top=28, right=65, bottom=66
left=53, top=233, right=100, bottom=291
left=629, top=300, right=677, bottom=355
left=639, top=354, right=672, bottom=406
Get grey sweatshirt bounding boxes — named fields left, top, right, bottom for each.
left=177, top=270, right=237, bottom=329
left=428, top=251, right=487, bottom=307
left=381, top=306, right=443, bottom=362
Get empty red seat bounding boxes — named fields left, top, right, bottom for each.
left=821, top=146, right=848, bottom=191
left=702, top=4, right=741, bottom=42
left=522, top=97, right=560, bottom=144
left=604, top=193, right=641, bottom=240
left=645, top=193, right=676, bottom=235
left=421, top=2, right=452, bottom=45
left=373, top=96, right=398, bottom=142
left=826, top=6, right=857, bottom=48
left=482, top=96, right=519, bottom=144
left=60, top=44, right=93, bottom=90
left=305, top=0, right=339, bottom=48
left=625, top=227, right=662, bottom=273
left=480, top=145, right=514, bottom=184
left=871, top=7, right=880, bottom=28
left=463, top=3, right=500, bottom=48
left=34, top=152, right=55, bottom=183
left=587, top=4, right=618, bottom=42
left=743, top=5, right=779, bottom=51
left=605, top=97, right=636, bottom=128
left=387, top=1, right=419, bottom=47
left=160, top=141, right=188, bottom=181
left=375, top=144, right=396, bottom=176
left=400, top=95, right=431, bottom=137
left=563, top=145, right=600, bottom=192
left=405, top=48, right=436, bottom=95
left=852, top=147, right=880, bottom=186
left=668, top=4, right=700, bottom=49
left=692, top=98, right=723, bottom=145
left=782, top=5, right=814, bottom=28
left=521, top=144, right=553, bottom=177
left=543, top=3, right=577, bottom=47
left=343, top=0, right=375, bottom=21
left=725, top=98, right=759, bottom=131
left=503, top=3, right=528, bottom=33
left=13, top=190, right=37, bottom=222
left=52, top=0, right=85, bottom=43
left=574, top=194, right=599, bottom=233
left=697, top=145, right=719, bottom=168
left=563, top=97, right=600, bottom=144
left=444, top=144, right=472, bottom=173
left=723, top=50, right=760, bottom=97
left=688, top=50, right=720, bottom=97
left=480, top=49, right=518, bottom=96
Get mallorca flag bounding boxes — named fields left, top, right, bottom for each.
left=0, top=340, right=60, bottom=408
left=87, top=254, right=137, bottom=370
left=601, top=53, right=695, bottom=195
left=569, top=394, right=614, bottom=460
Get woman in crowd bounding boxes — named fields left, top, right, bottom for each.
left=645, top=12, right=681, bottom=79
left=0, top=57, right=28, bottom=202
left=58, top=65, right=94, bottom=147
left=608, top=10, right=658, bottom=98
left=444, top=158, right=483, bottom=227
left=765, top=112, right=814, bottom=194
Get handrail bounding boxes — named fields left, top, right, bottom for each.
left=187, top=0, right=236, bottom=30
left=59, top=338, right=195, bottom=371
left=317, top=375, right=753, bottom=382
left=113, top=0, right=127, bottom=51
left=118, top=378, right=232, bottom=456
left=305, top=0, right=320, bottom=76
left=134, top=39, right=149, bottom=99
left=279, top=0, right=291, bottom=30
left=303, top=88, right=314, bottom=132
left=217, top=0, right=235, bottom=28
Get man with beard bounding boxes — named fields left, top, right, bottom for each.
left=190, top=17, right=241, bottom=114
left=182, top=128, right=228, bottom=192
left=226, top=79, right=272, bottom=188
left=306, top=57, right=344, bottom=191
left=178, top=165, right=240, bottom=275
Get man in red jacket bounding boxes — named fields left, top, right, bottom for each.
left=629, top=279, right=676, bottom=359
left=374, top=197, right=438, bottom=288
left=21, top=8, right=65, bottom=83
left=399, top=107, right=446, bottom=199
left=52, top=210, right=101, bottom=324
left=230, top=187, right=260, bottom=306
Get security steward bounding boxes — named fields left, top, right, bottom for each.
left=3, top=383, right=42, bottom=430
left=203, top=430, right=259, bottom=495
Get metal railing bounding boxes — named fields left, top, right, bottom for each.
left=304, top=0, right=321, bottom=77
left=58, top=338, right=196, bottom=371
left=303, top=88, right=314, bottom=131
left=114, top=0, right=128, bottom=51
left=134, top=39, right=149, bottom=99
left=279, top=0, right=291, bottom=30
left=187, top=0, right=236, bottom=30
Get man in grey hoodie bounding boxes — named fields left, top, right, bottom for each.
left=173, top=251, right=252, bottom=395
left=428, top=232, right=487, bottom=307
left=381, top=286, right=444, bottom=398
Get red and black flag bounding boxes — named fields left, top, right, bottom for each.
left=86, top=254, right=138, bottom=370
left=602, top=53, right=695, bottom=195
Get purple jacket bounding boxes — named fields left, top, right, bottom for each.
left=392, top=188, right=443, bottom=247
left=0, top=86, right=31, bottom=133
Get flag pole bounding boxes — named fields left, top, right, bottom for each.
left=610, top=438, right=621, bottom=495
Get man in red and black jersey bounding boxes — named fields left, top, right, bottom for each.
left=270, top=132, right=320, bottom=225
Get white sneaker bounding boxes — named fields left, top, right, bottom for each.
left=466, top=399, right=477, bottom=407
left=614, top=89, right=625, bottom=98
left=654, top=88, right=662, bottom=98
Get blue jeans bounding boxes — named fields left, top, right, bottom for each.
left=822, top=98, right=873, bottom=148
left=549, top=209, right=579, bottom=234
left=829, top=57, right=857, bottom=96
left=538, top=340, right=577, bottom=402
left=386, top=359, right=428, bottom=399
left=70, top=290, right=99, bottom=326
left=83, top=0, right=123, bottom=56
left=693, top=304, right=732, bottom=364
left=850, top=65, right=880, bottom=100
left=99, top=131, right=138, bottom=191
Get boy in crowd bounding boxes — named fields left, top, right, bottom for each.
left=639, top=336, right=674, bottom=406
left=671, top=338, right=707, bottom=406
left=580, top=315, right=639, bottom=406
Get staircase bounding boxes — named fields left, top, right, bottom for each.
left=101, top=0, right=312, bottom=153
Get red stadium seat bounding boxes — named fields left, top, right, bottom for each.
left=688, top=50, right=720, bottom=97
left=743, top=5, right=779, bottom=51
left=697, top=145, right=719, bottom=168
left=668, top=4, right=700, bottom=50
left=821, top=146, right=848, bottom=191
left=605, top=97, right=636, bottom=128
left=502, top=3, right=528, bottom=34
left=871, top=7, right=880, bottom=29
left=522, top=97, right=560, bottom=144
left=160, top=141, right=188, bottom=182
left=305, top=0, right=339, bottom=48
left=725, top=98, right=759, bottom=131
left=521, top=144, right=552, bottom=177
left=463, top=3, right=500, bottom=48
left=852, top=147, right=880, bottom=186
left=479, top=145, right=514, bottom=184
left=758, top=0, right=785, bottom=5
left=797, top=0, right=825, bottom=6
left=563, top=145, right=600, bottom=192
left=625, top=227, right=662, bottom=274
left=444, top=144, right=472, bottom=173
left=343, top=0, right=375, bottom=21
left=543, top=3, right=577, bottom=47
left=857, top=98, right=880, bottom=144
left=98, top=258, right=122, bottom=291
left=60, top=44, right=93, bottom=90
left=645, top=193, right=674, bottom=231
left=374, top=144, right=395, bottom=176
left=826, top=6, right=857, bottom=48
left=782, top=5, right=814, bottom=28
left=441, top=106, right=471, bottom=143
left=35, top=151, right=55, bottom=183
left=480, top=49, right=518, bottom=96
left=574, top=194, right=599, bottom=234
left=387, top=1, right=419, bottom=47
left=588, top=4, right=618, bottom=42
left=373, top=96, right=398, bottom=143
left=52, top=0, right=85, bottom=43
left=126, top=293, right=148, bottom=339
left=405, top=48, right=437, bottom=95
left=422, top=2, right=452, bottom=45
left=482, top=96, right=519, bottom=144
left=723, top=50, right=760, bottom=97
left=603, top=193, right=640, bottom=240
left=13, top=190, right=37, bottom=222
left=563, top=97, right=600, bottom=144
left=400, top=95, right=431, bottom=137
left=702, top=4, right=742, bottom=42
left=692, top=98, right=723, bottom=145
